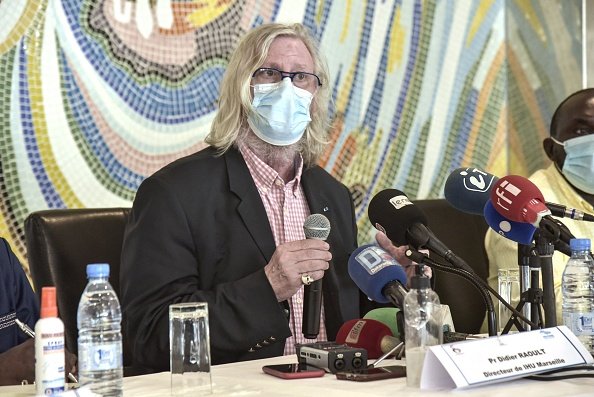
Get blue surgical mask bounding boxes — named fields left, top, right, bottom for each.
left=247, top=78, right=313, bottom=146
left=551, top=134, right=594, bottom=194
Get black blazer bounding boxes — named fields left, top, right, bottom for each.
left=120, top=146, right=368, bottom=372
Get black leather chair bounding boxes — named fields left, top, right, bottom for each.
left=24, top=207, right=132, bottom=369
left=413, top=199, right=490, bottom=334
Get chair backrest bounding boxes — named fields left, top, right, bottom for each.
left=413, top=199, right=490, bottom=334
left=24, top=207, right=131, bottom=365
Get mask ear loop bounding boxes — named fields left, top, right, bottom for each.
left=546, top=136, right=566, bottom=176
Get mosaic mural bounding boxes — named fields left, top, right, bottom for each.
left=0, top=0, right=584, bottom=273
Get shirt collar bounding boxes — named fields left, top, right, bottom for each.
left=239, top=145, right=304, bottom=194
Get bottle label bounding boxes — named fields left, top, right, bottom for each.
left=35, top=332, right=65, bottom=394
left=564, top=312, right=594, bottom=336
left=79, top=342, right=123, bottom=371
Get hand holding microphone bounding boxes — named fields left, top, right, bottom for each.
left=302, top=214, right=331, bottom=339
left=375, top=231, right=432, bottom=281
left=368, top=188, right=473, bottom=273
left=263, top=214, right=331, bottom=303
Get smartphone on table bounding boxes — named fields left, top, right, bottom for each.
left=262, top=363, right=326, bottom=379
left=335, top=365, right=406, bottom=382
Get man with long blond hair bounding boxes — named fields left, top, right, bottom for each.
left=121, top=21, right=416, bottom=372
left=120, top=23, right=373, bottom=372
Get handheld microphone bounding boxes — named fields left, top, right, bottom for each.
left=444, top=167, right=499, bottom=215
left=483, top=200, right=537, bottom=245
left=367, top=189, right=471, bottom=272
left=347, top=244, right=408, bottom=307
left=335, top=319, right=400, bottom=359
left=302, top=214, right=331, bottom=339
left=490, top=175, right=551, bottom=226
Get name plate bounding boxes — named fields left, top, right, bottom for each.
left=421, top=326, right=593, bottom=389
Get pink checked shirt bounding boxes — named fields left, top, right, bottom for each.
left=240, top=145, right=328, bottom=355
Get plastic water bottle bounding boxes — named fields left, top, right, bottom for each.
left=562, top=238, right=594, bottom=354
left=404, top=274, right=442, bottom=387
left=77, top=263, right=123, bottom=396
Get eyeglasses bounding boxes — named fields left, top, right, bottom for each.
left=252, top=67, right=322, bottom=90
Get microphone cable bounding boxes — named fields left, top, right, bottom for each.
left=405, top=249, right=539, bottom=332
left=406, top=250, right=497, bottom=336
left=525, top=364, right=594, bottom=381
left=427, top=250, right=540, bottom=330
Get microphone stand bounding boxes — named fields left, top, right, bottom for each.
left=536, top=217, right=563, bottom=327
left=503, top=247, right=544, bottom=333
left=504, top=215, right=570, bottom=332
left=517, top=243, right=533, bottom=329
left=535, top=231, right=557, bottom=328
left=405, top=249, right=498, bottom=337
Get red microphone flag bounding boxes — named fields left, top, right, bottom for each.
left=490, top=175, right=550, bottom=226
left=335, top=319, right=396, bottom=359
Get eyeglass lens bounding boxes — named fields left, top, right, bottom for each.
left=252, top=68, right=320, bottom=89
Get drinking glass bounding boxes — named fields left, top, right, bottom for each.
left=169, top=302, right=212, bottom=395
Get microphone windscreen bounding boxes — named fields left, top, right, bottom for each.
left=348, top=244, right=408, bottom=303
left=335, top=319, right=395, bottom=359
left=484, top=200, right=537, bottom=244
left=444, top=167, right=499, bottom=215
left=363, top=307, right=400, bottom=338
left=303, top=213, right=331, bottom=240
left=490, top=175, right=548, bottom=224
left=368, top=189, right=427, bottom=245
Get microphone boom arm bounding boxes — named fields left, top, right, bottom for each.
left=405, top=249, right=539, bottom=336
left=406, top=224, right=477, bottom=275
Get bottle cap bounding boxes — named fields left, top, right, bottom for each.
left=570, top=238, right=591, bottom=251
left=410, top=275, right=431, bottom=289
left=40, top=286, right=58, bottom=318
left=86, top=263, right=110, bottom=278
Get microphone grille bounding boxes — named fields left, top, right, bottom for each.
left=304, top=214, right=331, bottom=240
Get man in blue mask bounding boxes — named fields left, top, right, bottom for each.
left=485, top=88, right=594, bottom=328
left=120, top=23, right=416, bottom=374
left=544, top=88, right=594, bottom=202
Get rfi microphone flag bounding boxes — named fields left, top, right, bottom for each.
left=490, top=175, right=551, bottom=226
